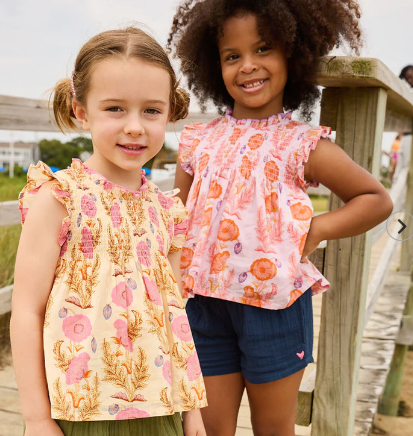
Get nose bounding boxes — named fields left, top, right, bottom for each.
left=124, top=114, right=145, bottom=137
left=240, top=55, right=258, bottom=74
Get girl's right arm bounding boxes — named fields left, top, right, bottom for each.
left=174, top=161, right=193, bottom=204
left=10, top=182, right=67, bottom=435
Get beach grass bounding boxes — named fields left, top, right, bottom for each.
left=0, top=225, right=21, bottom=288
left=0, top=174, right=26, bottom=202
left=310, top=195, right=329, bottom=213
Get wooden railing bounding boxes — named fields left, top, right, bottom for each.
left=1, top=56, right=413, bottom=436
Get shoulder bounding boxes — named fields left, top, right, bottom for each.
left=181, top=116, right=226, bottom=141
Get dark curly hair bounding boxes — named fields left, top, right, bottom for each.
left=167, top=0, right=362, bottom=120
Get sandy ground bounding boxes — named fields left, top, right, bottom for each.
left=371, top=350, right=413, bottom=436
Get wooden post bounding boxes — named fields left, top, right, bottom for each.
left=378, top=267, right=413, bottom=415
left=400, top=121, right=413, bottom=273
left=312, top=87, right=388, bottom=436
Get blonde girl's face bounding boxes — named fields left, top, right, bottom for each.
left=73, top=57, right=170, bottom=173
left=218, top=14, right=288, bottom=119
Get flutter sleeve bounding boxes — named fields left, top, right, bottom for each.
left=296, top=126, right=332, bottom=190
left=178, top=123, right=203, bottom=177
left=162, top=189, right=189, bottom=253
left=19, top=161, right=71, bottom=248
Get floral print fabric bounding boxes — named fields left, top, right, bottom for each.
left=19, top=159, right=207, bottom=421
left=179, top=110, right=331, bottom=310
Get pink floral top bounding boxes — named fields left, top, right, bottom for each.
left=179, top=110, right=331, bottom=310
left=19, top=159, right=207, bottom=421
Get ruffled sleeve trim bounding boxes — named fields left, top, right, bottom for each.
left=19, top=161, right=71, bottom=247
left=178, top=123, right=203, bottom=177
left=162, top=189, right=189, bottom=253
left=296, top=126, right=331, bottom=190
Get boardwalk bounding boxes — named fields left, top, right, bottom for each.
left=0, top=224, right=402, bottom=436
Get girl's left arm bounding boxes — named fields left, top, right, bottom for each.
left=167, top=250, right=206, bottom=436
left=302, top=139, right=393, bottom=259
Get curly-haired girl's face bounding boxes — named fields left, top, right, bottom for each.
left=218, top=14, right=288, bottom=119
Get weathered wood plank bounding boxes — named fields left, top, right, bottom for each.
left=296, top=368, right=316, bottom=427
left=317, top=57, right=413, bottom=115
left=400, top=129, right=413, bottom=272
left=312, top=87, right=388, bottom=436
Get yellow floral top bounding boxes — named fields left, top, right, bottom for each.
left=19, top=159, right=207, bottom=421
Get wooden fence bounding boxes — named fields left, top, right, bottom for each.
left=1, top=56, right=413, bottom=436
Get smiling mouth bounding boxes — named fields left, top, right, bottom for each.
left=118, top=144, right=147, bottom=150
left=241, top=79, right=268, bottom=89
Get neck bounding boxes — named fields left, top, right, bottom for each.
left=84, top=153, right=143, bottom=192
left=231, top=97, right=284, bottom=121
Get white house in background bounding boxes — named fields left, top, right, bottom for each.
left=0, top=141, right=40, bottom=169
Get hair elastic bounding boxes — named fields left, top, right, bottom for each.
left=70, top=73, right=76, bottom=98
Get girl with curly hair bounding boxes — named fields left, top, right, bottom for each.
left=168, top=1, right=393, bottom=434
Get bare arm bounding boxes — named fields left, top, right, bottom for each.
left=174, top=162, right=194, bottom=205
left=10, top=182, right=67, bottom=435
left=302, top=139, right=393, bottom=257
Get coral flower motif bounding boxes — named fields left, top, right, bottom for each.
left=250, top=259, right=277, bottom=281
left=63, top=315, right=92, bottom=343
left=157, top=235, right=165, bottom=256
left=265, top=192, right=279, bottom=214
left=110, top=203, right=121, bottom=228
left=136, top=241, right=151, bottom=267
left=111, top=282, right=134, bottom=309
left=171, top=315, right=192, bottom=342
left=286, top=289, right=304, bottom=307
left=218, top=219, right=240, bottom=241
left=291, top=203, right=312, bottom=221
left=158, top=193, right=173, bottom=210
left=58, top=220, right=70, bottom=247
left=162, top=360, right=172, bottom=386
left=81, top=195, right=97, bottom=218
left=191, top=138, right=201, bottom=151
left=198, top=154, right=210, bottom=174
left=66, top=352, right=90, bottom=385
left=184, top=275, right=195, bottom=294
left=299, top=233, right=308, bottom=255
left=103, top=180, right=114, bottom=190
left=187, top=352, right=202, bottom=381
left=210, top=251, right=230, bottom=274
left=248, top=133, right=265, bottom=150
left=201, top=208, right=213, bottom=228
left=239, top=156, right=252, bottom=180
left=115, top=407, right=150, bottom=420
left=264, top=161, right=279, bottom=182
left=148, top=206, right=160, bottom=228
left=208, top=181, right=223, bottom=199
left=229, top=127, right=242, bottom=145
left=114, top=319, right=133, bottom=351
left=243, top=286, right=255, bottom=298
left=81, top=227, right=94, bottom=259
left=180, top=247, right=194, bottom=269
left=143, top=276, right=162, bottom=305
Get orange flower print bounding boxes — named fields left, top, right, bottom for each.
left=210, top=251, right=230, bottom=274
left=250, top=259, right=277, bottom=281
left=243, top=286, right=263, bottom=305
left=186, top=275, right=195, bottom=292
left=264, top=161, right=279, bottom=182
left=218, top=219, right=240, bottom=241
left=181, top=247, right=194, bottom=269
left=265, top=192, right=279, bottom=214
left=299, top=233, right=308, bottom=255
left=229, top=128, right=242, bottom=144
left=248, top=133, right=265, bottom=150
left=201, top=208, right=213, bottom=228
left=208, top=181, right=222, bottom=199
left=240, top=156, right=252, bottom=180
left=191, top=138, right=201, bottom=151
left=286, top=289, right=303, bottom=307
left=198, top=154, right=210, bottom=173
left=291, top=202, right=312, bottom=220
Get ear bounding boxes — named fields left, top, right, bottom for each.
left=72, top=100, right=90, bottom=131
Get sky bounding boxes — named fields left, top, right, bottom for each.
left=0, top=0, right=412, bottom=148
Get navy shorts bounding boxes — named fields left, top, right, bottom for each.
left=186, top=288, right=314, bottom=384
